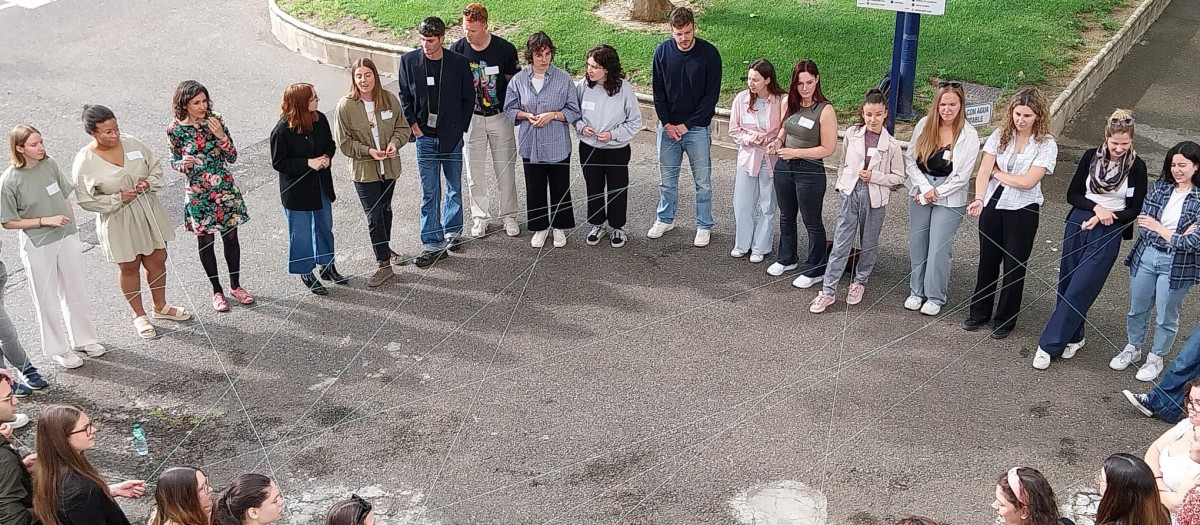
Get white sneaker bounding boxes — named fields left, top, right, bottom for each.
left=1109, top=344, right=1141, bottom=371
left=504, top=217, right=520, bottom=237
left=904, top=295, right=923, bottom=311
left=1062, top=338, right=1085, bottom=359
left=646, top=221, right=674, bottom=239
left=694, top=229, right=711, bottom=247
left=792, top=274, right=821, bottom=289
left=749, top=253, right=765, bottom=263
left=919, top=302, right=941, bottom=316
left=1032, top=348, right=1051, bottom=370
left=471, top=218, right=488, bottom=237
left=76, top=343, right=106, bottom=357
left=8, top=413, right=29, bottom=429
left=767, top=262, right=798, bottom=276
left=531, top=230, right=549, bottom=248
left=730, top=249, right=746, bottom=258
left=53, top=353, right=84, bottom=369
left=1137, top=354, right=1165, bottom=382
left=552, top=228, right=567, bottom=248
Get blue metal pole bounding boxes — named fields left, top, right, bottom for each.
left=887, top=11, right=903, bottom=134
left=898, top=12, right=921, bottom=121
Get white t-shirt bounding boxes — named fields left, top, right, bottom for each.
left=1163, top=189, right=1188, bottom=231
left=1086, top=162, right=1130, bottom=213
left=531, top=76, right=545, bottom=92
left=364, top=99, right=384, bottom=175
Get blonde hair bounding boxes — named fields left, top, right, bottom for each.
left=8, top=124, right=41, bottom=169
left=1105, top=108, right=1134, bottom=138
left=911, top=85, right=966, bottom=165
left=997, top=87, right=1051, bottom=152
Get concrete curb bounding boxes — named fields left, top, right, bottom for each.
left=1049, top=0, right=1172, bottom=134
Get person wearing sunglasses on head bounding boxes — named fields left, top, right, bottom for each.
left=213, top=473, right=283, bottom=525
left=147, top=466, right=213, bottom=525
left=32, top=405, right=146, bottom=525
left=1031, top=110, right=1147, bottom=370
left=0, top=369, right=33, bottom=525
left=903, top=81, right=980, bottom=317
left=325, top=494, right=375, bottom=525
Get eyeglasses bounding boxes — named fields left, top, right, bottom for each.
left=938, top=80, right=963, bottom=89
left=1186, top=397, right=1200, bottom=410
left=350, top=494, right=372, bottom=524
left=1110, top=117, right=1134, bottom=126
left=0, top=393, right=14, bottom=405
left=69, top=422, right=96, bottom=436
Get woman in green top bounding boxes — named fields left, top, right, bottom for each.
left=1, top=125, right=106, bottom=370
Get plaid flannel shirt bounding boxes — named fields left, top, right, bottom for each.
left=1125, top=179, right=1200, bottom=289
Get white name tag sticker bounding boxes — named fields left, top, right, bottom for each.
left=797, top=116, right=815, bottom=129
left=380, top=110, right=394, bottom=120
left=1126, top=186, right=1136, bottom=197
left=484, top=65, right=500, bottom=75
left=866, top=147, right=878, bottom=157
left=741, top=114, right=757, bottom=124
left=126, top=150, right=144, bottom=160
left=943, top=150, right=952, bottom=161
left=426, top=76, right=436, bottom=86
left=582, top=101, right=596, bottom=111
left=46, top=182, right=60, bottom=196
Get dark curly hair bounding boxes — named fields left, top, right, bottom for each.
left=172, top=80, right=212, bottom=121
left=523, top=31, right=555, bottom=64
left=585, top=44, right=623, bottom=96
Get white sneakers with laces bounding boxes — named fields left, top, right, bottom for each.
left=904, top=295, right=923, bottom=311
left=552, top=228, right=567, bottom=248
left=1032, top=348, right=1051, bottom=370
left=530, top=230, right=549, bottom=248
left=471, top=218, right=488, bottom=237
left=693, top=229, right=711, bottom=247
left=919, top=301, right=941, bottom=316
left=646, top=221, right=674, bottom=238
left=1136, top=353, right=1165, bottom=382
left=1062, top=338, right=1085, bottom=359
left=1109, top=344, right=1141, bottom=371
left=504, top=217, right=520, bottom=237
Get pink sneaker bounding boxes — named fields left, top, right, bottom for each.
left=230, top=287, right=255, bottom=305
left=847, top=283, right=865, bottom=305
left=809, top=293, right=836, bottom=314
left=212, top=292, right=229, bottom=312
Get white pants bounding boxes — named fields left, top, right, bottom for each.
left=732, top=159, right=777, bottom=255
left=463, top=112, right=519, bottom=220
left=18, top=233, right=99, bottom=357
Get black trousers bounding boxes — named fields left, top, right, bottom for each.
left=523, top=156, right=575, bottom=232
left=774, top=157, right=827, bottom=276
left=578, top=142, right=631, bottom=229
left=354, top=179, right=397, bottom=262
left=969, top=194, right=1041, bottom=329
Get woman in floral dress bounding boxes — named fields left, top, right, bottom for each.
left=168, top=80, right=252, bottom=312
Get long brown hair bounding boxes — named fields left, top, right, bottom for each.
left=997, top=87, right=1051, bottom=152
left=911, top=85, right=966, bottom=165
left=785, top=60, right=829, bottom=117
left=8, top=124, right=41, bottom=169
left=747, top=58, right=785, bottom=112
left=346, top=58, right=391, bottom=112
left=150, top=466, right=211, bottom=525
left=1095, top=453, right=1171, bottom=525
left=995, top=467, right=1062, bottom=525
left=33, top=405, right=113, bottom=525
left=281, top=83, right=318, bottom=134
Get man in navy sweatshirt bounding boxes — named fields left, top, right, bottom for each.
left=648, top=6, right=722, bottom=248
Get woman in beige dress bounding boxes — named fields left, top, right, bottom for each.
left=71, top=105, right=190, bottom=338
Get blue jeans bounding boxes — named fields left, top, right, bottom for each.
left=1127, top=245, right=1194, bottom=358
left=1147, top=324, right=1200, bottom=422
left=656, top=125, right=714, bottom=229
left=284, top=188, right=335, bottom=275
left=416, top=136, right=464, bottom=251
left=1038, top=208, right=1124, bottom=355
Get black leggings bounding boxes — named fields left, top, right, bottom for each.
left=198, top=229, right=241, bottom=293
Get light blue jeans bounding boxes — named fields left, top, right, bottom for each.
left=416, top=136, right=464, bottom=251
left=732, top=157, right=776, bottom=255
left=1127, top=245, right=1194, bottom=357
left=656, top=124, right=714, bottom=229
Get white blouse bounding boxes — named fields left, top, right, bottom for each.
left=982, top=130, right=1058, bottom=210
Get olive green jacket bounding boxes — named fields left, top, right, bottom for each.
left=335, top=92, right=411, bottom=182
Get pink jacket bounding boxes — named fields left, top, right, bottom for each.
left=835, top=125, right=907, bottom=208
left=728, top=90, right=783, bottom=177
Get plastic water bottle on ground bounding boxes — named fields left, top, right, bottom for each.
left=132, top=424, right=148, bottom=456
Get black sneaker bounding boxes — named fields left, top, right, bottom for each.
left=319, top=263, right=349, bottom=284
left=962, top=318, right=987, bottom=331
left=610, top=228, right=626, bottom=248
left=300, top=273, right=328, bottom=295
left=446, top=236, right=466, bottom=252
left=414, top=249, right=450, bottom=269
left=990, top=326, right=1013, bottom=339
left=586, top=225, right=607, bottom=246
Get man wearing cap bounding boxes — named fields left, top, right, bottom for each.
left=397, top=16, right=475, bottom=268
left=451, top=3, right=522, bottom=239
left=0, top=370, right=33, bottom=525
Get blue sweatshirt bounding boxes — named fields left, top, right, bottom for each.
left=651, top=37, right=722, bottom=130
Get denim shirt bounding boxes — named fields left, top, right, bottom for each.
left=1125, top=179, right=1200, bottom=288
left=504, top=65, right=581, bottom=163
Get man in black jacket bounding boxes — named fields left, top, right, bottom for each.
left=0, top=370, right=34, bottom=525
left=398, top=17, right=475, bottom=268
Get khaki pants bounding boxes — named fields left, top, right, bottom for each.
left=463, top=112, right=519, bottom=220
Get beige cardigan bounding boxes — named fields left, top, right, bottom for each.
left=335, top=92, right=411, bottom=183
left=834, top=125, right=907, bottom=208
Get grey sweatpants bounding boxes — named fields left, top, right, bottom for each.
left=907, top=200, right=966, bottom=306
left=822, top=181, right=886, bottom=295
left=0, top=262, right=31, bottom=371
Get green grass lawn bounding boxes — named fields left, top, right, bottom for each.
left=283, top=0, right=1125, bottom=112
